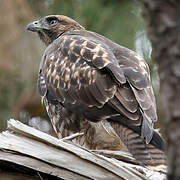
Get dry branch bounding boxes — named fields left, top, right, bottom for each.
left=0, top=119, right=166, bottom=180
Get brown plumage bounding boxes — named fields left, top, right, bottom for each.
left=27, top=15, right=166, bottom=166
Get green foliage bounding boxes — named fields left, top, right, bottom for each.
left=47, top=0, right=145, bottom=50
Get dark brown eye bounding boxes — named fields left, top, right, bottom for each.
left=50, top=19, right=58, bottom=26
left=46, top=17, right=59, bottom=26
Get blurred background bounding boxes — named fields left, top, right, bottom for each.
left=0, top=0, right=164, bottom=136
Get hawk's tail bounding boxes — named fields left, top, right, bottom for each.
left=110, top=122, right=166, bottom=166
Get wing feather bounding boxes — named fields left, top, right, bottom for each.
left=116, top=84, right=138, bottom=113
left=42, top=35, right=121, bottom=108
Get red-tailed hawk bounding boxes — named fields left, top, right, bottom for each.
left=27, top=15, right=166, bottom=166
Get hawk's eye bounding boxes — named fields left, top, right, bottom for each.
left=49, top=19, right=58, bottom=26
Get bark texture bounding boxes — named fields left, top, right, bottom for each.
left=143, top=1, right=180, bottom=179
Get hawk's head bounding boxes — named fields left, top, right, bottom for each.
left=26, top=15, right=84, bottom=46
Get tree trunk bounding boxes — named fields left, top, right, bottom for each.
left=142, top=1, right=180, bottom=179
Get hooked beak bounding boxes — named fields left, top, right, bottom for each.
left=26, top=20, right=47, bottom=32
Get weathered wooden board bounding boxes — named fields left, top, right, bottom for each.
left=0, top=119, right=166, bottom=180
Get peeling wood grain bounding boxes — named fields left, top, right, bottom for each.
left=0, top=151, right=90, bottom=180
left=0, top=119, right=166, bottom=180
